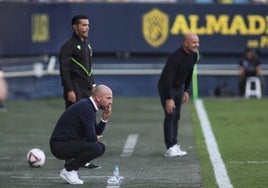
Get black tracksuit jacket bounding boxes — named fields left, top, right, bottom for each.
left=158, top=46, right=198, bottom=100
left=59, top=33, right=94, bottom=99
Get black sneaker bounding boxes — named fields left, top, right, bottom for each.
left=83, top=163, right=101, bottom=169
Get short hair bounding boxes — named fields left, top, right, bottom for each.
left=71, top=15, right=89, bottom=26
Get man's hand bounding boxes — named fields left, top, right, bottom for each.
left=97, top=135, right=103, bottom=140
left=165, top=99, right=175, bottom=114
left=67, top=91, right=76, bottom=103
left=102, top=104, right=112, bottom=121
left=182, top=91, right=189, bottom=104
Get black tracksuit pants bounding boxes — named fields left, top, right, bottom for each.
left=158, top=87, right=183, bottom=149
left=50, top=139, right=105, bottom=171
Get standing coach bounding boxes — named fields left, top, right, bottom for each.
left=158, top=32, right=199, bottom=157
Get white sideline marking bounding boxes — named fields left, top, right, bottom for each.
left=230, top=161, right=268, bottom=164
left=12, top=175, right=124, bottom=180
left=121, top=134, right=139, bottom=157
left=194, top=99, right=233, bottom=188
left=12, top=176, right=60, bottom=179
left=13, top=175, right=124, bottom=188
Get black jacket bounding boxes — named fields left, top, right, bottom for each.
left=50, top=98, right=106, bottom=142
left=158, top=47, right=198, bottom=100
left=59, top=33, right=94, bottom=98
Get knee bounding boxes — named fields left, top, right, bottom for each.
left=49, top=140, right=65, bottom=160
left=97, top=142, right=105, bottom=156
left=165, top=111, right=175, bottom=118
left=165, top=110, right=180, bottom=120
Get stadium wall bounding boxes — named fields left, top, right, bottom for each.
left=0, top=2, right=268, bottom=56
left=1, top=2, right=268, bottom=99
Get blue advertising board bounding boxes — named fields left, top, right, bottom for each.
left=0, top=2, right=267, bottom=56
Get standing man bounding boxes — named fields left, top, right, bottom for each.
left=50, top=85, right=113, bottom=185
left=59, top=15, right=98, bottom=169
left=158, top=32, right=199, bottom=157
left=59, top=14, right=95, bottom=109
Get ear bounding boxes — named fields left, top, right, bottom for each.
left=96, top=95, right=101, bottom=102
left=72, top=24, right=77, bottom=30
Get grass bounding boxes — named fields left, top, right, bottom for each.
left=190, top=97, right=268, bottom=188
left=0, top=97, right=202, bottom=188
left=1, top=97, right=268, bottom=188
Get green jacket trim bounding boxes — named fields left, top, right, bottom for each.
left=70, top=57, right=93, bottom=76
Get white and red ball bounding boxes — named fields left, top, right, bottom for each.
left=27, top=148, right=45, bottom=167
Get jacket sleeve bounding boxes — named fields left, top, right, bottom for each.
left=95, top=121, right=106, bottom=136
left=184, top=53, right=198, bottom=92
left=159, top=57, right=177, bottom=100
left=59, top=43, right=73, bottom=92
left=78, top=103, right=98, bottom=142
left=184, top=68, right=193, bottom=92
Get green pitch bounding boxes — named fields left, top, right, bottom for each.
left=190, top=98, right=268, bottom=188
left=0, top=97, right=202, bottom=188
left=1, top=97, right=268, bottom=188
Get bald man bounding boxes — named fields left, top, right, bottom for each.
left=50, top=85, right=113, bottom=184
left=158, top=33, right=199, bottom=157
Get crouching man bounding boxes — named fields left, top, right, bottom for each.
left=49, top=84, right=113, bottom=184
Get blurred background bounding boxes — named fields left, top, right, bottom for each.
left=0, top=0, right=267, bottom=100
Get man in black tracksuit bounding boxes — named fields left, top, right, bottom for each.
left=59, top=15, right=95, bottom=109
left=158, top=33, right=199, bottom=157
left=50, top=85, right=113, bottom=184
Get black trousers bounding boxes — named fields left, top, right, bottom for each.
left=50, top=140, right=105, bottom=171
left=158, top=87, right=183, bottom=149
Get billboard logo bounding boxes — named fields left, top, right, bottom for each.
left=142, top=8, right=169, bottom=48
left=32, top=14, right=50, bottom=42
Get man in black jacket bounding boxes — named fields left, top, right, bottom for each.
left=50, top=85, right=113, bottom=184
left=59, top=15, right=95, bottom=109
left=158, top=33, right=199, bottom=157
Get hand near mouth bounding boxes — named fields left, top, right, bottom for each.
left=102, top=104, right=112, bottom=121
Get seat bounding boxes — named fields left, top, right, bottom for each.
left=244, top=77, right=262, bottom=99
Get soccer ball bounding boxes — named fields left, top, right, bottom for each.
left=27, top=148, right=46, bottom=167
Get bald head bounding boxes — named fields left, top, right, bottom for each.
left=183, top=32, right=199, bottom=54
left=93, top=84, right=112, bottom=97
left=92, top=85, right=113, bottom=110
left=183, top=32, right=197, bottom=41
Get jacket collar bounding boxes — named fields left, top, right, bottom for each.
left=89, top=97, right=98, bottom=111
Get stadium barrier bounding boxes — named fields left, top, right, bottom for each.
left=1, top=58, right=267, bottom=99
left=2, top=56, right=268, bottom=78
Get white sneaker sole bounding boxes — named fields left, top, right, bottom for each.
left=177, top=152, right=187, bottom=156
left=164, top=153, right=179, bottom=157
left=59, top=172, right=83, bottom=184
left=174, top=145, right=187, bottom=156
